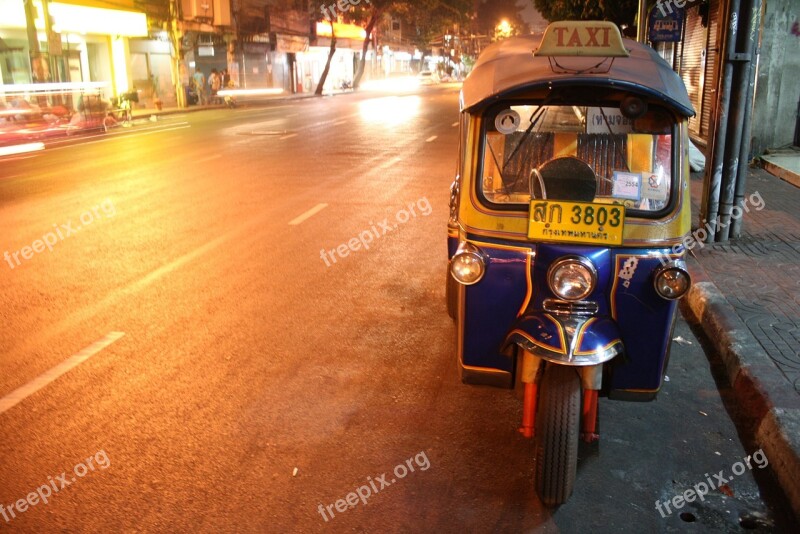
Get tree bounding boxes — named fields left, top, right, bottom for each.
left=315, top=23, right=337, bottom=96
left=351, top=0, right=473, bottom=89
left=532, top=0, right=638, bottom=28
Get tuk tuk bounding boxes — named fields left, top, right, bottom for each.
left=446, top=21, right=695, bottom=505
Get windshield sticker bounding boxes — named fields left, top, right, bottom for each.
left=495, top=109, right=521, bottom=135
left=612, top=171, right=642, bottom=201
left=642, top=170, right=669, bottom=201
left=587, top=107, right=633, bottom=134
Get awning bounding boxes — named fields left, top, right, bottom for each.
left=0, top=0, right=147, bottom=37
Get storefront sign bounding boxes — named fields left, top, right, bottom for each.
left=275, top=34, right=309, bottom=53
left=649, top=7, right=684, bottom=42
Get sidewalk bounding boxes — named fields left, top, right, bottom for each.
left=129, top=90, right=335, bottom=120
left=682, top=164, right=800, bottom=521
left=759, top=146, right=800, bottom=188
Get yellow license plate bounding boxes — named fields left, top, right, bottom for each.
left=527, top=200, right=625, bottom=245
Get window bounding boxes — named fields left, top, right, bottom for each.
left=480, top=104, right=675, bottom=215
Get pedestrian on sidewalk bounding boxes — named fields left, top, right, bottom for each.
left=192, top=69, right=207, bottom=105
left=209, top=69, right=222, bottom=104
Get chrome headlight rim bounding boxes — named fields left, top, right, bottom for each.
left=547, top=255, right=597, bottom=302
left=449, top=242, right=487, bottom=286
left=653, top=261, right=691, bottom=300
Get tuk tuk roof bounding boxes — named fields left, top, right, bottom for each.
left=461, top=33, right=695, bottom=117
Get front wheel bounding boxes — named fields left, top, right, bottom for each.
left=535, top=364, right=581, bottom=506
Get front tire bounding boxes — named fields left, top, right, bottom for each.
left=535, top=364, right=581, bottom=506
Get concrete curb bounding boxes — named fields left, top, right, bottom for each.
left=130, top=92, right=330, bottom=120
left=681, top=265, right=800, bottom=522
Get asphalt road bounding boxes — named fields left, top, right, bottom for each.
left=0, top=87, right=794, bottom=532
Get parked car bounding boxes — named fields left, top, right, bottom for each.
left=417, top=70, right=439, bottom=85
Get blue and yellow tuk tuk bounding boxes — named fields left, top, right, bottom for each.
left=446, top=21, right=695, bottom=505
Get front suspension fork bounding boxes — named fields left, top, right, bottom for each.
left=518, top=349, right=602, bottom=443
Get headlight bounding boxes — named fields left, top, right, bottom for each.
left=450, top=243, right=486, bottom=285
left=654, top=262, right=691, bottom=300
left=547, top=256, right=596, bottom=301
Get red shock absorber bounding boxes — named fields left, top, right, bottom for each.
left=518, top=350, right=541, bottom=438
left=581, top=389, right=600, bottom=443
left=519, top=382, right=538, bottom=438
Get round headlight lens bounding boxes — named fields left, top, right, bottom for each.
left=548, top=258, right=596, bottom=301
left=450, top=248, right=486, bottom=285
left=654, top=266, right=691, bottom=299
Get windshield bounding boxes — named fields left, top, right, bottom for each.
left=479, top=103, right=675, bottom=214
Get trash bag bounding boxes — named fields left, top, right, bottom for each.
left=689, top=140, right=706, bottom=172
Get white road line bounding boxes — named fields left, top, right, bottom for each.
left=197, top=154, right=223, bottom=164
left=0, top=332, right=125, bottom=415
left=289, top=203, right=328, bottom=225
left=0, top=142, right=44, bottom=157
left=426, top=135, right=438, bottom=142
left=280, top=133, right=298, bottom=140
left=333, top=120, right=347, bottom=126
left=0, top=156, right=37, bottom=164
left=45, top=123, right=191, bottom=151
left=452, top=122, right=458, bottom=127
left=233, top=105, right=293, bottom=114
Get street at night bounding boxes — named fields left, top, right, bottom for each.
left=0, top=86, right=795, bottom=532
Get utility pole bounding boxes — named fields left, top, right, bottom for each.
left=23, top=0, right=46, bottom=82
left=169, top=0, right=187, bottom=108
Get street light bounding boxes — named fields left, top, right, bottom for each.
left=496, top=19, right=512, bottom=40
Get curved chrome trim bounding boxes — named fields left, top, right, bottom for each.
left=547, top=255, right=597, bottom=302
left=512, top=331, right=621, bottom=366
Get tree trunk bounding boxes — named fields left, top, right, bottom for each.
left=353, top=11, right=380, bottom=90
left=315, top=25, right=337, bottom=96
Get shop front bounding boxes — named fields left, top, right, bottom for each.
left=0, top=0, right=147, bottom=104
left=306, top=21, right=366, bottom=94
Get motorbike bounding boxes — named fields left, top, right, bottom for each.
left=446, top=20, right=694, bottom=506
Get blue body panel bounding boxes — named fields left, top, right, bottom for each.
left=463, top=245, right=530, bottom=374
left=455, top=238, right=680, bottom=394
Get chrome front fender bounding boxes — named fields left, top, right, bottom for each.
left=504, top=313, right=623, bottom=366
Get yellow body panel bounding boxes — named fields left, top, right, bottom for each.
left=458, top=116, right=692, bottom=246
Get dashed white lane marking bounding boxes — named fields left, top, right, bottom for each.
left=426, top=135, right=438, bottom=142
left=0, top=332, right=125, bottom=415
left=452, top=122, right=458, bottom=127
left=289, top=203, right=328, bottom=225
left=280, top=133, right=298, bottom=140
left=333, top=120, right=347, bottom=126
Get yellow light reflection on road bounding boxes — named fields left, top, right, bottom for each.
left=358, top=96, right=421, bottom=126
left=360, top=77, right=420, bottom=93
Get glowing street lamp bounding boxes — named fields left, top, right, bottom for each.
left=496, top=19, right=512, bottom=39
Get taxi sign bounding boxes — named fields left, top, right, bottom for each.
left=527, top=200, right=625, bottom=245
left=534, top=21, right=629, bottom=58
